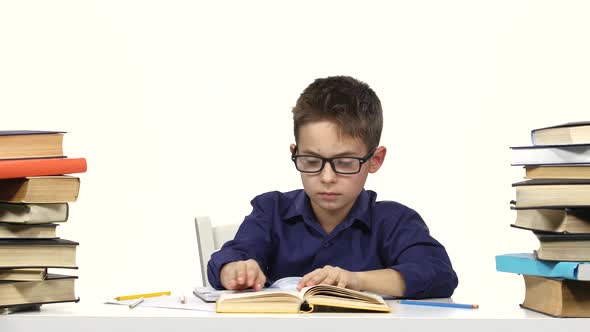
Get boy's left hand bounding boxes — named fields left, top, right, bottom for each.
left=296, top=265, right=360, bottom=291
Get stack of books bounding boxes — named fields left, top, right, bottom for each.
left=497, top=121, right=590, bottom=317
left=0, top=131, right=86, bottom=312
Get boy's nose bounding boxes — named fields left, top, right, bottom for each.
left=319, top=162, right=337, bottom=183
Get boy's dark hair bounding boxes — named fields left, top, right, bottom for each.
left=292, top=75, right=383, bottom=150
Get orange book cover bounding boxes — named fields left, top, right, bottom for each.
left=0, top=158, right=87, bottom=180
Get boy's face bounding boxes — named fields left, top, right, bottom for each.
left=291, top=120, right=385, bottom=219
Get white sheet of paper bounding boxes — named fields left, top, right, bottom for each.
left=105, top=294, right=216, bottom=312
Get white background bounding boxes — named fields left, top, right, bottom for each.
left=1, top=0, right=590, bottom=305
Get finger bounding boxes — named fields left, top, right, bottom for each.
left=305, top=269, right=323, bottom=286
left=323, top=268, right=340, bottom=286
left=305, top=271, right=326, bottom=286
left=309, top=268, right=329, bottom=286
left=245, top=260, right=257, bottom=287
left=296, top=274, right=309, bottom=291
left=336, top=269, right=354, bottom=289
left=235, top=261, right=247, bottom=287
left=235, top=261, right=247, bottom=289
left=221, top=263, right=237, bottom=289
left=298, top=269, right=319, bottom=289
left=336, top=274, right=347, bottom=288
left=254, top=271, right=266, bottom=291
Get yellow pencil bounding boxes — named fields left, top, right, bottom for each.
left=115, top=291, right=171, bottom=301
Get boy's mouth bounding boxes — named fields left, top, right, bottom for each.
left=318, top=192, right=340, bottom=200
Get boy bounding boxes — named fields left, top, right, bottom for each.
left=207, top=76, right=458, bottom=298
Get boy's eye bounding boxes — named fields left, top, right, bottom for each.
left=334, top=159, right=357, bottom=170
left=334, top=159, right=354, bottom=166
left=302, top=158, right=321, bottom=166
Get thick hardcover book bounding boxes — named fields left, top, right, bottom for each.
left=0, top=273, right=78, bottom=308
left=534, top=233, right=590, bottom=261
left=0, top=158, right=86, bottom=180
left=0, top=222, right=58, bottom=239
left=0, top=268, right=47, bottom=281
left=531, top=121, right=590, bottom=146
left=495, top=253, right=590, bottom=280
left=510, top=206, right=590, bottom=233
left=0, top=202, right=68, bottom=224
left=511, top=144, right=590, bottom=166
left=525, top=165, right=590, bottom=179
left=0, top=176, right=80, bottom=203
left=216, top=284, right=390, bottom=313
left=0, top=131, right=65, bottom=160
left=0, top=239, right=78, bottom=268
left=512, top=179, right=590, bottom=208
left=521, top=275, right=590, bottom=317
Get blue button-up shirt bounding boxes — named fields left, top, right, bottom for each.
left=207, top=189, right=458, bottom=298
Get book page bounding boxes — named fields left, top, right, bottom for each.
left=269, top=276, right=302, bottom=290
left=218, top=288, right=302, bottom=301
left=579, top=263, right=590, bottom=280
left=302, top=284, right=386, bottom=304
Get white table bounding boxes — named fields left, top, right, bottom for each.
left=1, top=299, right=589, bottom=332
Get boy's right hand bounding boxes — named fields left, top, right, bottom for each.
left=220, top=259, right=266, bottom=291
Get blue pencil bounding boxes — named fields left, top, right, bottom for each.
left=399, top=300, right=479, bottom=309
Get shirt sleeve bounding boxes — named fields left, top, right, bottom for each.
left=380, top=208, right=458, bottom=298
left=206, top=194, right=274, bottom=289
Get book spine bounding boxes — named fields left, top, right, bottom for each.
left=0, top=158, right=87, bottom=180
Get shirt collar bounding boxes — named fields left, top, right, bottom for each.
left=283, top=190, right=313, bottom=222
left=345, top=190, right=372, bottom=230
left=283, top=190, right=373, bottom=230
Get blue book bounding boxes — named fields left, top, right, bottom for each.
left=495, top=253, right=590, bottom=280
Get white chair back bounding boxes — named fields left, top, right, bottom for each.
left=194, top=216, right=239, bottom=287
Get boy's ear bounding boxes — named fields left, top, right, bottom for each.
left=368, top=146, right=387, bottom=173
left=290, top=144, right=296, bottom=155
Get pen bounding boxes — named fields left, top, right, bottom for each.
left=128, top=297, right=144, bottom=309
left=399, top=300, right=479, bottom=309
left=115, top=291, right=171, bottom=301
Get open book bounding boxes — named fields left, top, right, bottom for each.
left=194, top=276, right=304, bottom=303
left=216, top=282, right=391, bottom=313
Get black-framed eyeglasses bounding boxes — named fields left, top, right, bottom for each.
left=291, top=146, right=377, bottom=175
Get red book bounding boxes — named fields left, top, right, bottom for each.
left=0, top=158, right=87, bottom=180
